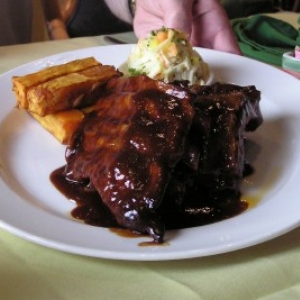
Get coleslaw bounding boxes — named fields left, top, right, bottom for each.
left=126, top=27, right=210, bottom=85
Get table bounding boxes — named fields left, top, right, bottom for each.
left=1, top=30, right=300, bottom=300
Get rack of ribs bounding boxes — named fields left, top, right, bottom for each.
left=62, top=76, right=263, bottom=242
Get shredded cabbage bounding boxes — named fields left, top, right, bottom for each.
left=126, top=27, right=209, bottom=85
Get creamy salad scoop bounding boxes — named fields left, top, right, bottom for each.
left=126, top=27, right=210, bottom=85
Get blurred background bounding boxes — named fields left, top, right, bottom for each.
left=1, top=0, right=299, bottom=46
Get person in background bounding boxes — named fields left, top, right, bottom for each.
left=44, top=0, right=241, bottom=54
left=102, top=0, right=241, bottom=54
left=0, top=0, right=257, bottom=54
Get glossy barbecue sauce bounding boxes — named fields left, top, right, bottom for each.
left=50, top=165, right=249, bottom=238
left=49, top=81, right=262, bottom=244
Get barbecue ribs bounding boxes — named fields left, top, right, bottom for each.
left=62, top=77, right=263, bottom=242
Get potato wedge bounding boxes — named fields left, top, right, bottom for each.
left=31, top=109, right=84, bottom=144
left=13, top=57, right=120, bottom=116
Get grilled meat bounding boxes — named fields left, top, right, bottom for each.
left=64, top=75, right=195, bottom=242
left=56, top=78, right=262, bottom=242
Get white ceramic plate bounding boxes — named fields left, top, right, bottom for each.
left=1, top=45, right=300, bottom=261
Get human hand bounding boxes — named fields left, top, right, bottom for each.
left=133, top=0, right=241, bottom=55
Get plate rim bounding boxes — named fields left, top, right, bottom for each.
left=1, top=45, right=300, bottom=261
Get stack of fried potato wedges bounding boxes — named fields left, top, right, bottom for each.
left=12, top=57, right=121, bottom=144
